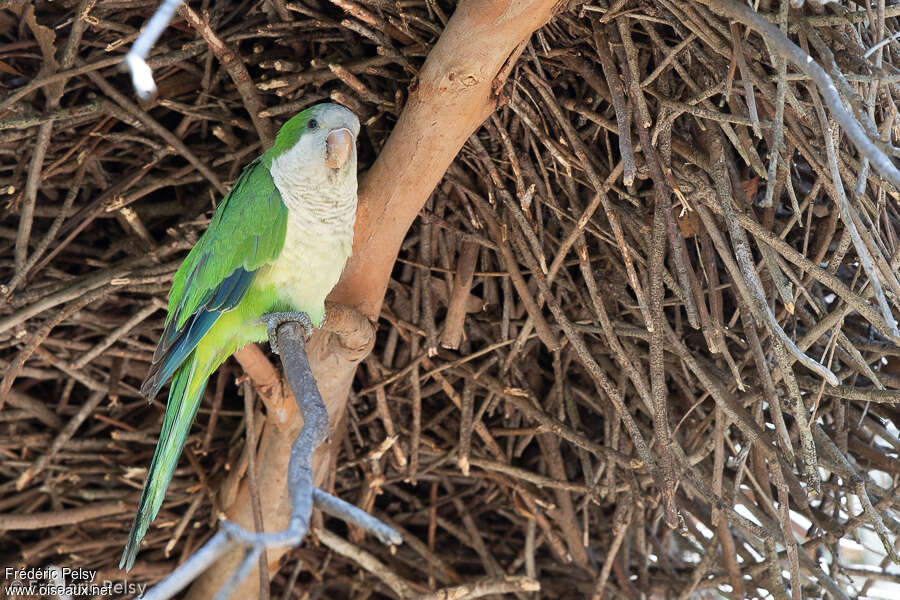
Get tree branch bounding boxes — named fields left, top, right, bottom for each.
left=140, top=318, right=399, bottom=600
left=188, top=2, right=563, bottom=596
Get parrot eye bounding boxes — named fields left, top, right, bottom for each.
left=307, top=119, right=319, bottom=130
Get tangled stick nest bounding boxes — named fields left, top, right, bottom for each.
left=2, top=0, right=900, bottom=598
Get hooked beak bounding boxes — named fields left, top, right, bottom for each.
left=325, top=128, right=353, bottom=169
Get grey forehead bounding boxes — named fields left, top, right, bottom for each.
left=313, top=103, right=360, bottom=136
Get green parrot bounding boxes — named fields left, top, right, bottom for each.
left=119, top=103, right=360, bottom=571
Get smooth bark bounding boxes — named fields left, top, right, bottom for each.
left=188, top=2, right=563, bottom=597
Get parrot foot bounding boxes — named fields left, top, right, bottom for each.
left=261, top=311, right=315, bottom=355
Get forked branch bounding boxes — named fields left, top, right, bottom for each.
left=141, top=319, right=401, bottom=600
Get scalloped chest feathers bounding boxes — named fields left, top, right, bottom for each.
left=254, top=169, right=357, bottom=322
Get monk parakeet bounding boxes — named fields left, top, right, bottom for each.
left=120, top=103, right=360, bottom=571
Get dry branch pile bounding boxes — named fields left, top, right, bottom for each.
left=2, top=1, right=900, bottom=598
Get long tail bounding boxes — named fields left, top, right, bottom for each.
left=120, top=355, right=208, bottom=571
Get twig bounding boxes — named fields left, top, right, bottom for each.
left=15, top=390, right=106, bottom=491
left=592, top=22, right=635, bottom=186
left=729, top=22, right=761, bottom=138
left=0, top=502, right=127, bottom=530
left=3, top=161, right=87, bottom=297
left=418, top=575, right=540, bottom=600
left=698, top=0, right=900, bottom=190
left=440, top=240, right=479, bottom=350
left=759, top=1, right=787, bottom=208
left=85, top=70, right=226, bottom=194
left=124, top=0, right=183, bottom=100
left=242, top=382, right=270, bottom=600
left=179, top=3, right=274, bottom=146
left=314, top=527, right=413, bottom=598
left=809, top=100, right=899, bottom=338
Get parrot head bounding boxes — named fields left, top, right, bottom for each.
left=265, top=103, right=360, bottom=187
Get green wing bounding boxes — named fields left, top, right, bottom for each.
left=141, top=157, right=288, bottom=398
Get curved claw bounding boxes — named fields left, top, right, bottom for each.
left=260, top=312, right=315, bottom=355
